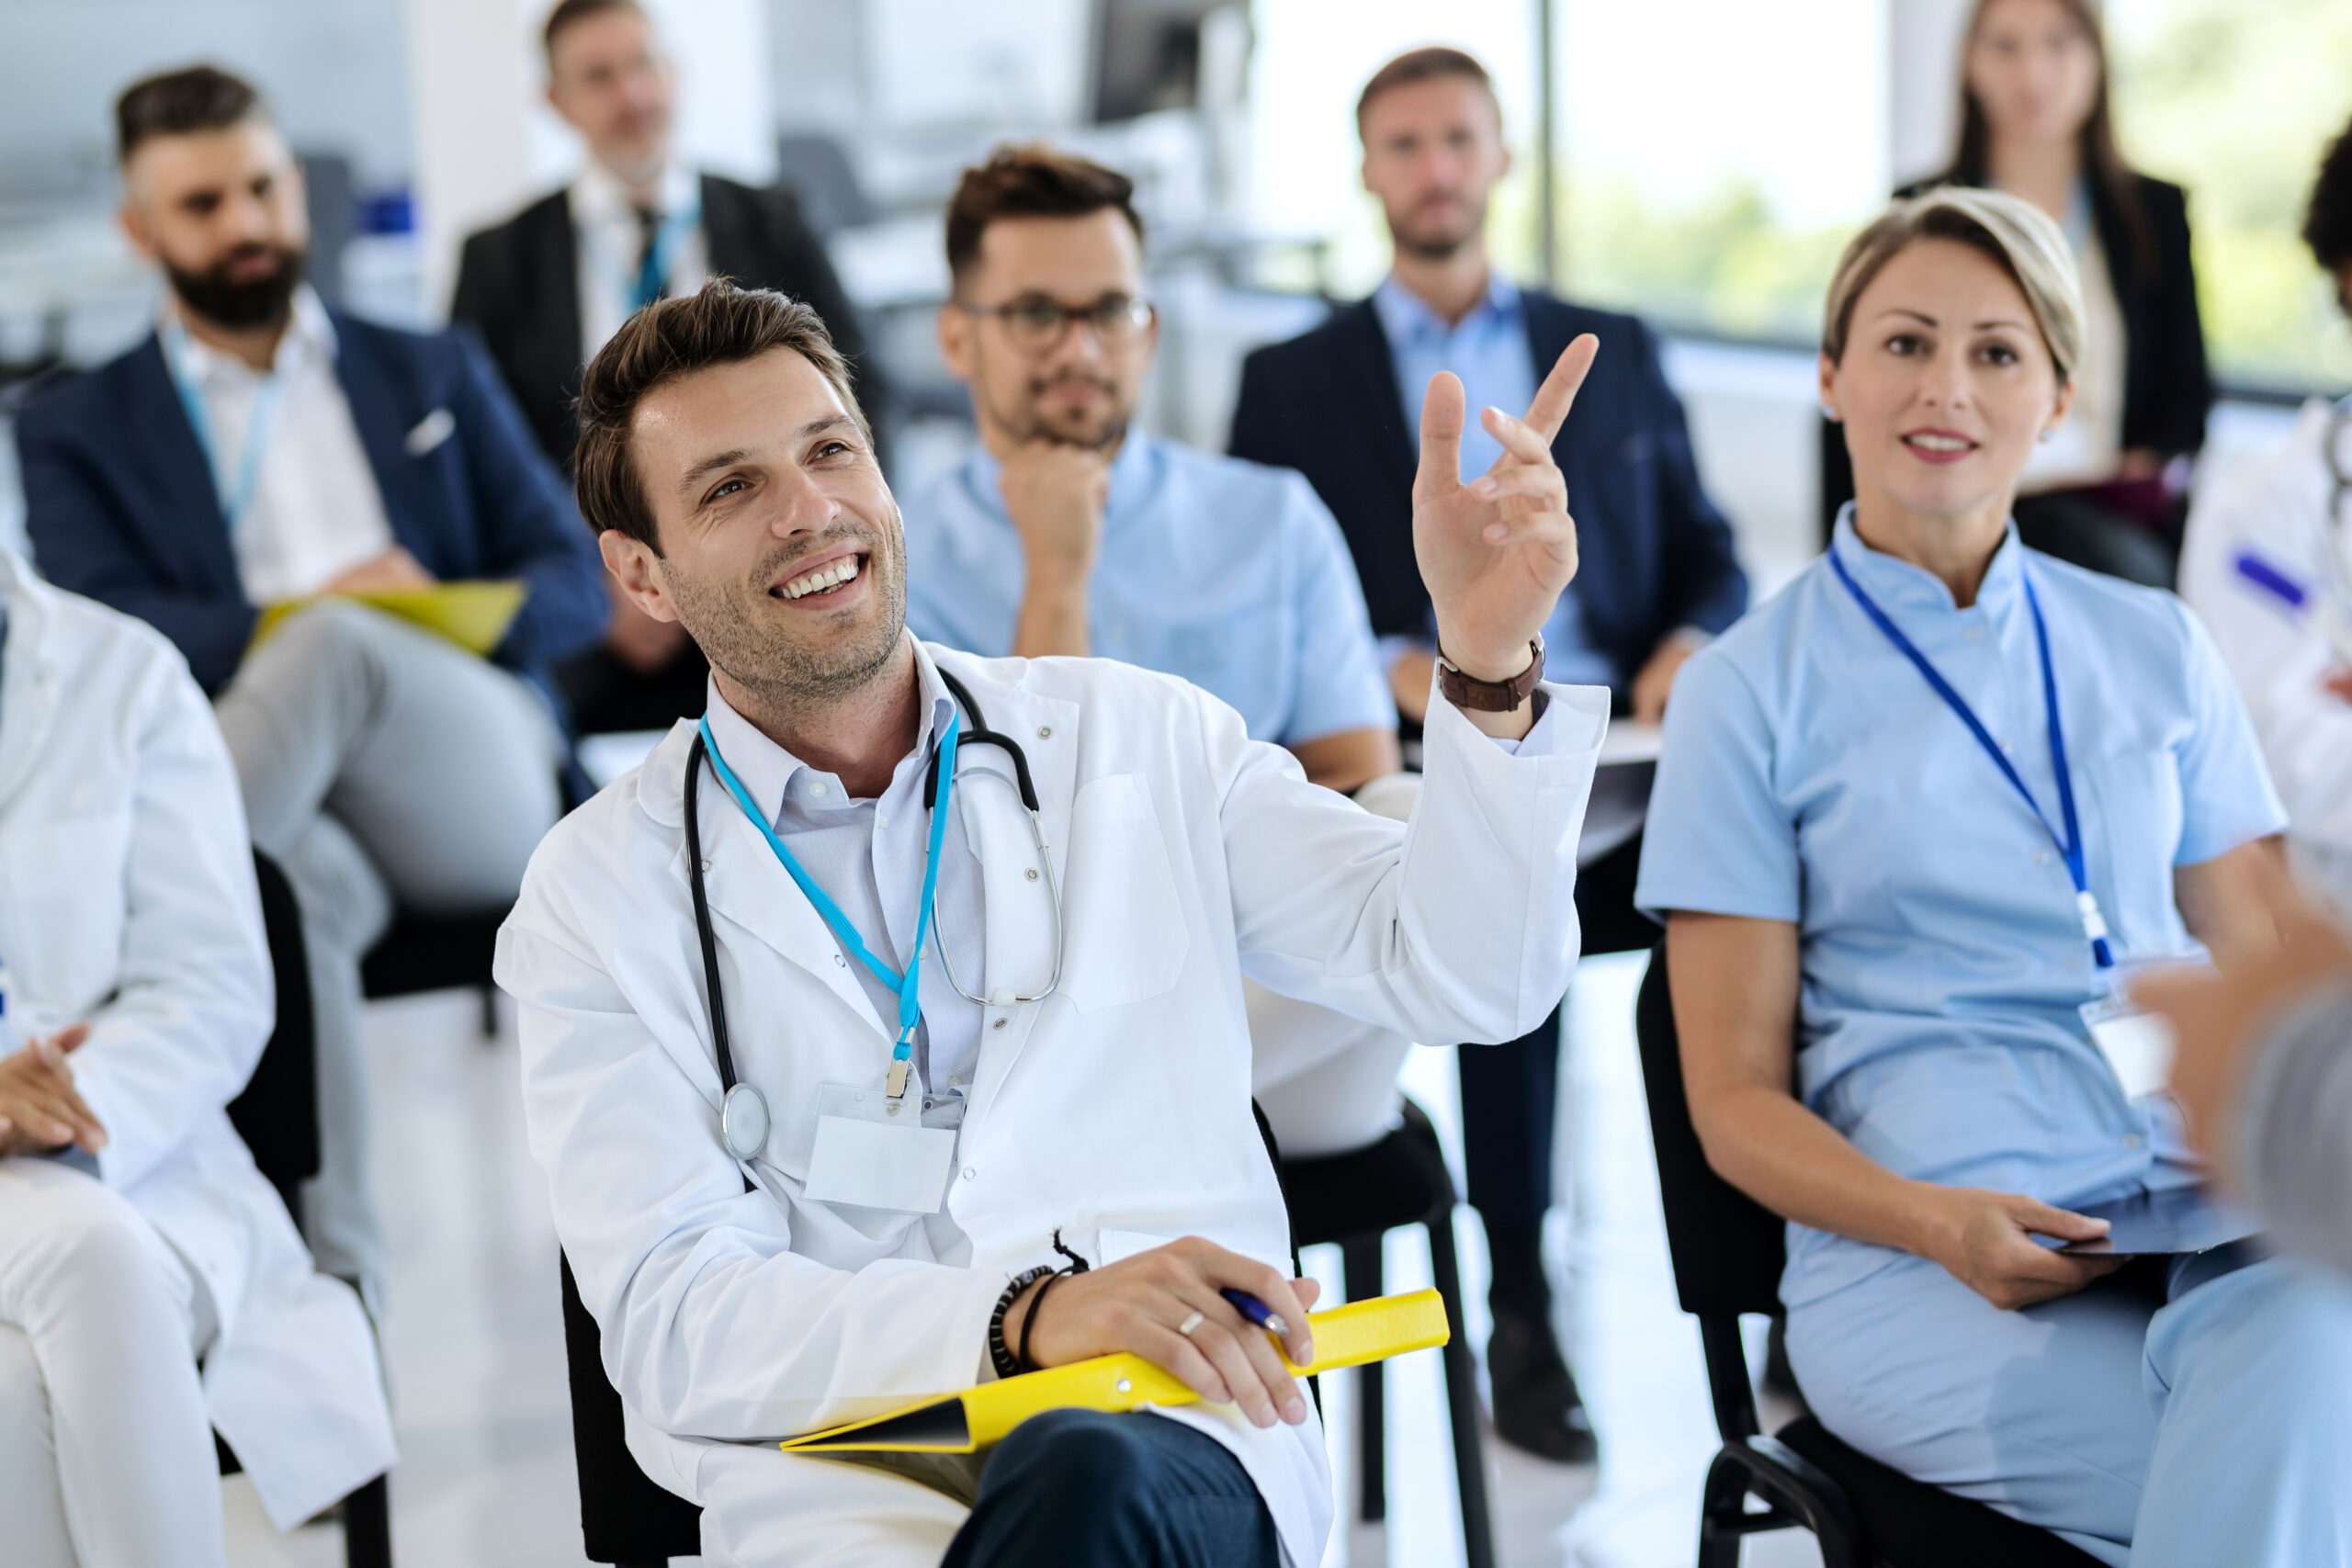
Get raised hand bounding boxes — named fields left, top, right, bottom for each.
left=1412, top=335, right=1599, bottom=700
left=0, top=1023, right=104, bottom=1156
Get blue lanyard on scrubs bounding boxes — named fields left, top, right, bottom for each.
left=162, top=318, right=283, bottom=533
left=1829, top=549, right=2114, bottom=970
left=695, top=710, right=963, bottom=1098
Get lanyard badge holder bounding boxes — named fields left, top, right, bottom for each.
left=1831, top=553, right=2171, bottom=1098
left=698, top=713, right=968, bottom=1213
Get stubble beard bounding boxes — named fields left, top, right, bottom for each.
left=668, top=514, right=910, bottom=721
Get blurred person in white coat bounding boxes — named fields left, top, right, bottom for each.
left=2181, top=116, right=2352, bottom=914
left=494, top=280, right=1607, bottom=1567
left=0, top=549, right=395, bottom=1566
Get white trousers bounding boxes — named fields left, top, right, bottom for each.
left=0, top=1158, right=224, bottom=1568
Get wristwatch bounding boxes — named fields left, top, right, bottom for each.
left=1436, top=637, right=1545, bottom=713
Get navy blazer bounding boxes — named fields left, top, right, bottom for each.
left=1230, top=290, right=1747, bottom=697
left=15, top=310, right=607, bottom=696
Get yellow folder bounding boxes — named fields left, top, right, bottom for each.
left=779, top=1288, right=1450, bottom=1456
left=250, top=581, right=528, bottom=659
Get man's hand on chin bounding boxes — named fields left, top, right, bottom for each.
left=1410, top=335, right=1599, bottom=741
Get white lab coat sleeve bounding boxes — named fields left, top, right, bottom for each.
left=1219, top=677, right=1606, bottom=1043
left=70, top=649, right=273, bottom=1192
left=2182, top=456, right=2352, bottom=856
left=502, top=882, right=1005, bottom=1441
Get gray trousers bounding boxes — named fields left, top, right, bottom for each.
left=214, top=602, right=561, bottom=1301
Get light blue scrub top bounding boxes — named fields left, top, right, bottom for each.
left=901, top=434, right=1395, bottom=748
left=1635, top=509, right=2287, bottom=1304
left=1373, top=274, right=1616, bottom=688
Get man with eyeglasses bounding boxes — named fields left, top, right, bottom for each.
left=901, top=146, right=1398, bottom=796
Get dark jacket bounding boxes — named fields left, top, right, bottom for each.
left=14, top=310, right=607, bottom=696
left=451, top=171, right=878, bottom=467
left=1229, top=290, right=1748, bottom=694
left=1901, top=171, right=2211, bottom=458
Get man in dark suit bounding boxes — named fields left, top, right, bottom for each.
left=16, top=66, right=607, bottom=1308
left=1230, top=47, right=1748, bottom=1462
left=452, top=0, right=878, bottom=733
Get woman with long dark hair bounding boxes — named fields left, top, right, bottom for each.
left=1827, top=0, right=2212, bottom=586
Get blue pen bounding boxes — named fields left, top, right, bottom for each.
left=1221, top=1287, right=1290, bottom=1341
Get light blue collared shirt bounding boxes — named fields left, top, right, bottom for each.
left=699, top=644, right=987, bottom=1094
left=901, top=434, right=1393, bottom=748
left=1372, top=275, right=1613, bottom=688
left=1636, top=508, right=2288, bottom=1304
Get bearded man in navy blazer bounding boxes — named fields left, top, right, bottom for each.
left=14, top=66, right=605, bottom=1307
left=1231, top=47, right=1749, bottom=1462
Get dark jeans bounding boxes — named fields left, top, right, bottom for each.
left=943, top=1410, right=1281, bottom=1568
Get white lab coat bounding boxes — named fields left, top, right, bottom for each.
left=2181, top=399, right=2352, bottom=912
left=0, top=553, right=396, bottom=1529
left=496, top=643, right=1604, bottom=1567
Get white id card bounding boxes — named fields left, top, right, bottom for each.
left=2079, top=992, right=2178, bottom=1100
left=802, top=1082, right=964, bottom=1213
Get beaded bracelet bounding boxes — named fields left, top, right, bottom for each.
left=989, top=1266, right=1054, bottom=1381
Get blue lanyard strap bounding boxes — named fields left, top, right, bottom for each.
left=162, top=319, right=283, bottom=533
left=695, top=711, right=963, bottom=1074
left=1829, top=549, right=2114, bottom=969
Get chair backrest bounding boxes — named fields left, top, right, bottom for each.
left=559, top=1252, right=704, bottom=1563
left=1632, top=941, right=1789, bottom=1321
left=232, top=852, right=322, bottom=1220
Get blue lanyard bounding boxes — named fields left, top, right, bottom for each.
left=695, top=711, right=963, bottom=1083
left=1829, top=548, right=2114, bottom=969
left=162, top=319, right=283, bottom=533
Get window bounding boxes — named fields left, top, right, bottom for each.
left=2109, top=0, right=2352, bottom=393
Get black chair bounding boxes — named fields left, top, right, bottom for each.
left=220, top=853, right=393, bottom=1567
left=560, top=1251, right=703, bottom=1566
left=1276, top=1098, right=1496, bottom=1568
left=1632, top=941, right=2101, bottom=1568
left=360, top=911, right=506, bottom=1035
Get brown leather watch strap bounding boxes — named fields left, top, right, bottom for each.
left=1436, top=638, right=1544, bottom=713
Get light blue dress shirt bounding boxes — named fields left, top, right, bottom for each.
left=1635, top=508, right=2287, bottom=1306
left=1372, top=275, right=1614, bottom=688
left=900, top=434, right=1393, bottom=747
left=700, top=645, right=987, bottom=1095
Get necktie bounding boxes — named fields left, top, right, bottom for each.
left=630, top=206, right=670, bottom=312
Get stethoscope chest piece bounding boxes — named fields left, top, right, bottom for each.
left=721, top=1082, right=771, bottom=1162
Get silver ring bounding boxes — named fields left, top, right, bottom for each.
left=1177, top=1311, right=1206, bottom=1338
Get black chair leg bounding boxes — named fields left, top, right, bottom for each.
left=478, top=984, right=500, bottom=1039
left=1697, top=1450, right=1749, bottom=1568
left=1427, top=1202, right=1497, bottom=1568
left=342, top=1472, right=391, bottom=1568
left=1340, top=1233, right=1385, bottom=1523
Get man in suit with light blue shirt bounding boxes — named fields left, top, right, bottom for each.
left=900, top=146, right=1398, bottom=795
left=14, top=66, right=607, bottom=1306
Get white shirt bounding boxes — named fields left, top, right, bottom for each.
left=162, top=286, right=395, bottom=604
left=698, top=646, right=988, bottom=1095
left=2022, top=212, right=2129, bottom=491
left=570, top=158, right=709, bottom=363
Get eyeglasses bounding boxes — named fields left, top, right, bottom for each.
left=958, top=294, right=1158, bottom=351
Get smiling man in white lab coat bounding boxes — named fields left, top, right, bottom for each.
left=0, top=548, right=395, bottom=1566
left=495, top=279, right=1607, bottom=1568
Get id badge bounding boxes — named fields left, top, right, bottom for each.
left=2079, top=990, right=2179, bottom=1101
left=802, top=1082, right=966, bottom=1213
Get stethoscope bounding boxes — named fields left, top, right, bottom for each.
left=684, top=669, right=1065, bottom=1162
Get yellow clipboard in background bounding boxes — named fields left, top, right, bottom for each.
left=250, top=581, right=528, bottom=659
left=779, top=1288, right=1450, bottom=1456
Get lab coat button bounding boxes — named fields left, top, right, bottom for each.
left=1024, top=868, right=1039, bottom=881
left=992, top=1018, right=1007, bottom=1030
left=1037, top=726, right=1052, bottom=739
left=962, top=1167, right=977, bottom=1181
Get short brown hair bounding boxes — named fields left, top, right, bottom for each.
left=573, top=280, right=867, bottom=553
left=543, top=0, right=646, bottom=62
left=944, top=145, right=1145, bottom=286
left=1355, top=47, right=1498, bottom=132
left=116, top=65, right=265, bottom=164
left=1822, top=186, right=2084, bottom=383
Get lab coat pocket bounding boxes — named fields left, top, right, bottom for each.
left=6, top=811, right=129, bottom=1012
left=1057, top=774, right=1189, bottom=1013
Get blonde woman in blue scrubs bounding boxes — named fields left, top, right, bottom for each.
left=1636, top=186, right=2352, bottom=1565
